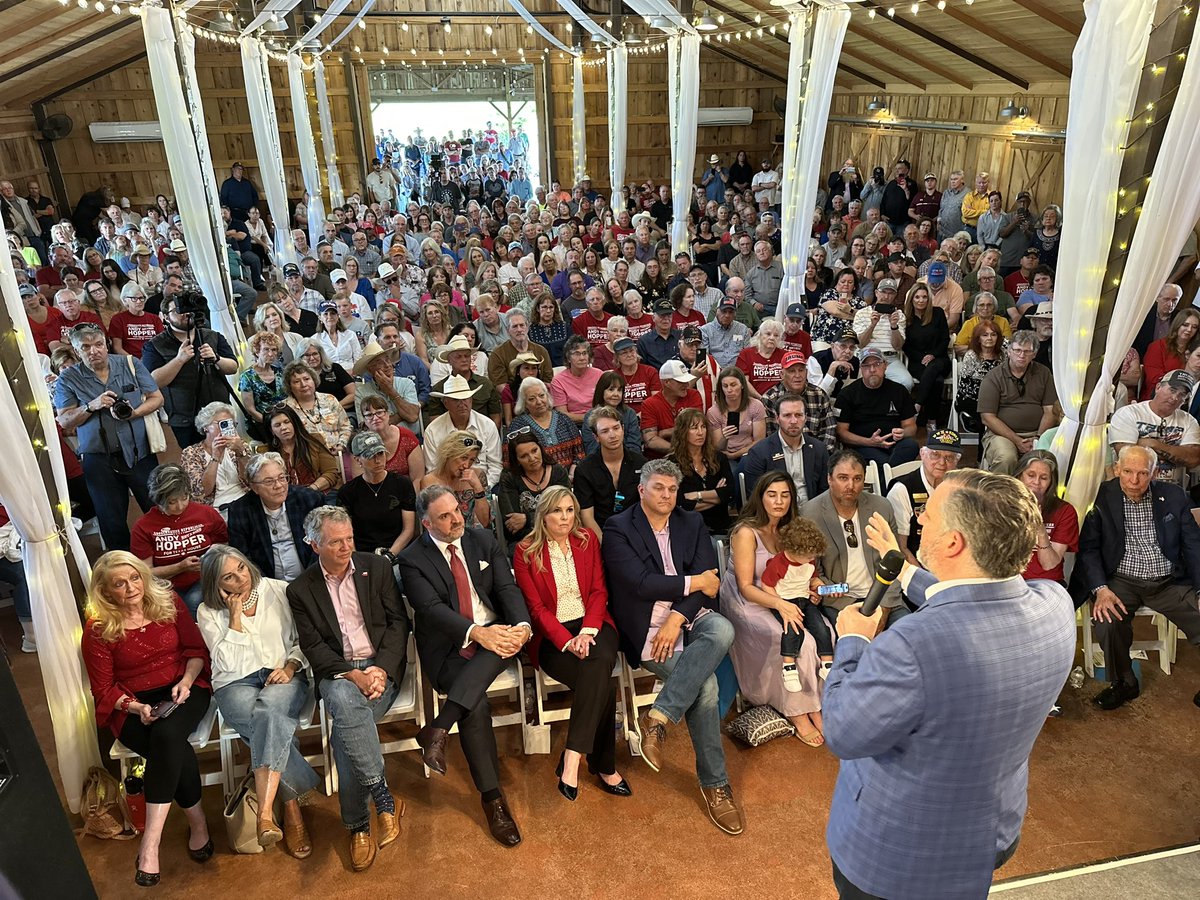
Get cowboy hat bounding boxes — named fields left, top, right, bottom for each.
left=436, top=334, right=476, bottom=363
left=430, top=373, right=482, bottom=400
left=352, top=338, right=400, bottom=376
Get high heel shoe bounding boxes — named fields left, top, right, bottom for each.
left=187, top=838, right=214, bottom=863
left=257, top=816, right=283, bottom=849
left=587, top=760, right=633, bottom=797
left=554, top=751, right=578, bottom=802
left=135, top=856, right=160, bottom=888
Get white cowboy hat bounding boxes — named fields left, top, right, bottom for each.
left=435, top=334, right=476, bottom=363
left=430, top=373, right=481, bottom=400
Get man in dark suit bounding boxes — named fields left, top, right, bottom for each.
left=601, top=459, right=743, bottom=836
left=286, top=506, right=411, bottom=872
left=740, top=393, right=829, bottom=501
left=1075, top=444, right=1200, bottom=710
left=226, top=454, right=322, bottom=580
left=396, top=484, right=532, bottom=847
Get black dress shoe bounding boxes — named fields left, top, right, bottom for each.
left=554, top=752, right=578, bottom=801
left=586, top=760, right=632, bottom=796
left=135, top=856, right=160, bottom=887
left=1093, top=680, right=1140, bottom=711
left=1194, top=688, right=1200, bottom=709
left=187, top=838, right=214, bottom=862
left=481, top=796, right=521, bottom=847
left=417, top=725, right=449, bottom=776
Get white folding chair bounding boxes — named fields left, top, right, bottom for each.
left=715, top=538, right=728, bottom=581
left=219, top=690, right=328, bottom=800
left=427, top=657, right=532, bottom=755
left=1080, top=602, right=1180, bottom=677
left=882, top=459, right=922, bottom=491
left=737, top=470, right=748, bottom=507
left=862, top=460, right=883, bottom=495
left=619, top=653, right=663, bottom=758
left=530, top=659, right=626, bottom=754
left=111, top=702, right=223, bottom=792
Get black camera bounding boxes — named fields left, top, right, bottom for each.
left=174, top=291, right=207, bottom=317
left=110, top=397, right=134, bottom=420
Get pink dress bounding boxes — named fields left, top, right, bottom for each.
left=719, top=527, right=821, bottom=717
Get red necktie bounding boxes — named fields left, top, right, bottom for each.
left=448, top=545, right=477, bottom=659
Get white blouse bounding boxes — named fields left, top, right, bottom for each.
left=318, top=328, right=363, bottom=369
left=197, top=578, right=306, bottom=690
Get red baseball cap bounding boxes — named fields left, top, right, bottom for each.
left=782, top=351, right=807, bottom=368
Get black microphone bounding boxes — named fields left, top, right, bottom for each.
left=860, top=550, right=906, bottom=617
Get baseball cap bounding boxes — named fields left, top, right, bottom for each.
left=681, top=325, right=703, bottom=344
left=886, top=252, right=905, bottom=264
left=1016, top=191, right=1033, bottom=201
left=508, top=240, right=523, bottom=251
left=18, top=283, right=37, bottom=297
left=1162, top=370, right=1196, bottom=393
left=169, top=239, right=187, bottom=253
left=923, top=173, right=937, bottom=180
left=927, top=261, right=947, bottom=285
left=282, top=262, right=301, bottom=278
left=329, top=268, right=348, bottom=283
left=1029, top=301, right=1054, bottom=319
left=1023, top=246, right=1041, bottom=258
left=859, top=347, right=886, bottom=363
left=717, top=297, right=737, bottom=311
left=652, top=298, right=675, bottom=316
left=872, top=166, right=885, bottom=178
left=782, top=351, right=807, bottom=369
left=877, top=278, right=899, bottom=292
left=319, top=301, right=338, bottom=315
left=659, top=359, right=698, bottom=384
left=925, top=429, right=963, bottom=453
left=785, top=303, right=806, bottom=319
left=613, top=337, right=636, bottom=353
left=837, top=329, right=859, bottom=344
left=350, top=431, right=387, bottom=458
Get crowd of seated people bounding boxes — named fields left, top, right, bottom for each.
left=15, top=147, right=1200, bottom=883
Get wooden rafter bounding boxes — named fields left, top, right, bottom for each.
left=837, top=43, right=927, bottom=90
left=0, top=18, right=138, bottom=87
left=940, top=3, right=1072, bottom=78
left=845, top=22, right=973, bottom=89
left=1007, top=0, right=1083, bottom=36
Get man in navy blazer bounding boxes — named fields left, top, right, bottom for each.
left=226, top=453, right=322, bottom=579
left=602, top=459, right=743, bottom=836
left=1074, top=445, right=1200, bottom=710
left=739, top=392, right=829, bottom=500
left=823, top=469, right=1075, bottom=900
left=397, top=484, right=531, bottom=847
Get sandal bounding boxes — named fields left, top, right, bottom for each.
left=797, top=729, right=825, bottom=747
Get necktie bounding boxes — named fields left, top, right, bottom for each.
left=448, top=545, right=477, bottom=659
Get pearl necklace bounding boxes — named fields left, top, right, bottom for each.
left=241, top=587, right=260, bottom=613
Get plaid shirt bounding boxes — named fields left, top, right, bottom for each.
left=1116, top=493, right=1174, bottom=580
left=763, top=382, right=837, bottom=452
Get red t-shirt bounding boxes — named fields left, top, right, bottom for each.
left=736, top=346, right=787, bottom=395
left=781, top=331, right=814, bottom=358
left=639, top=388, right=702, bottom=458
left=34, top=267, right=64, bottom=290
left=57, top=426, right=83, bottom=479
left=618, top=363, right=661, bottom=411
left=27, top=306, right=66, bottom=355
left=53, top=310, right=105, bottom=347
left=625, top=313, right=654, bottom=341
left=572, top=311, right=612, bottom=348
left=108, top=311, right=165, bottom=358
left=672, top=309, right=707, bottom=330
left=1022, top=502, right=1079, bottom=583
left=1004, top=272, right=1031, bottom=298
left=130, top=502, right=228, bottom=592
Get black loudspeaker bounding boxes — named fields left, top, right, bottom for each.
left=0, top=650, right=96, bottom=899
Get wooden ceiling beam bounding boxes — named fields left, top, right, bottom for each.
left=0, top=18, right=138, bottom=86
left=859, top=1, right=1030, bottom=89
left=701, top=42, right=786, bottom=84
left=940, top=3, right=1072, bottom=77
left=845, top=23, right=973, bottom=89
left=1007, top=0, right=1083, bottom=36
left=837, top=43, right=927, bottom=90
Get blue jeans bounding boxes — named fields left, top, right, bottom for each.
left=215, top=669, right=319, bottom=803
left=0, top=557, right=30, bottom=620
left=857, top=438, right=919, bottom=469
left=641, top=611, right=735, bottom=789
left=320, top=659, right=399, bottom=831
left=81, top=451, right=157, bottom=551
left=179, top=582, right=204, bottom=619
left=231, top=279, right=258, bottom=320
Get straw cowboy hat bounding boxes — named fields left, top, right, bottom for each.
left=430, top=374, right=482, bottom=400
left=507, top=351, right=542, bottom=375
left=352, top=339, right=399, bottom=376
left=436, top=334, right=476, bottom=363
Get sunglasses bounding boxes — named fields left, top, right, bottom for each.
left=456, top=436, right=483, bottom=450
left=843, top=518, right=859, bottom=549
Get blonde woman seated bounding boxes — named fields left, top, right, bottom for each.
left=196, top=545, right=318, bottom=858
left=418, top=428, right=491, bottom=529
left=253, top=302, right=306, bottom=365
left=80, top=552, right=213, bottom=887
left=512, top=487, right=629, bottom=801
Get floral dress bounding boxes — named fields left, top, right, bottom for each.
left=238, top=364, right=284, bottom=417
left=809, top=288, right=864, bottom=344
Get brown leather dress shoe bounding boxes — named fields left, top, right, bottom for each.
left=637, top=712, right=668, bottom=772
left=700, top=784, right=744, bottom=836
left=349, top=830, right=377, bottom=871
left=378, top=798, right=405, bottom=848
left=481, top=796, right=522, bottom=847
left=417, top=725, right=449, bottom=775
left=283, top=812, right=312, bottom=859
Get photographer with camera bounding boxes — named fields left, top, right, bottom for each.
left=142, top=292, right=239, bottom=449
left=54, top=322, right=164, bottom=551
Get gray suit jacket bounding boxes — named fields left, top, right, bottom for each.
left=800, top=491, right=903, bottom=609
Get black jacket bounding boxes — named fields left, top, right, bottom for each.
left=739, top=432, right=830, bottom=501
left=226, top=486, right=323, bottom=579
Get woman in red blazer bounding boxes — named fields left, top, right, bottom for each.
left=513, top=485, right=631, bottom=802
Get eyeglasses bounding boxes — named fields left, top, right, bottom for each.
left=362, top=409, right=389, bottom=420
left=384, top=276, right=399, bottom=285
left=253, top=475, right=289, bottom=487
left=843, top=518, right=859, bottom=548
left=506, top=426, right=531, bottom=440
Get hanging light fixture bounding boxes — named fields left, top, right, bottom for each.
left=867, top=96, right=887, bottom=111
left=649, top=15, right=672, bottom=30
left=1000, top=99, right=1028, bottom=118
left=696, top=10, right=719, bottom=31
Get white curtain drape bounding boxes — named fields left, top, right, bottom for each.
left=607, top=43, right=628, bottom=212
left=572, top=55, right=587, bottom=185
left=294, top=0, right=356, bottom=51
left=325, top=0, right=379, bottom=49
left=0, top=220, right=100, bottom=813
left=144, top=4, right=240, bottom=344
left=287, top=51, right=326, bottom=243
left=555, top=0, right=617, bottom=44
left=667, top=32, right=700, bottom=254
left=241, top=36, right=297, bottom=264
left=314, top=57, right=345, bottom=209
left=505, top=0, right=577, bottom=54
left=1055, top=0, right=1200, bottom=510
left=777, top=4, right=850, bottom=320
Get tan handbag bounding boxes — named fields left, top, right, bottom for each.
left=222, top=772, right=264, bottom=854
left=127, top=354, right=167, bottom=454
left=79, top=766, right=136, bottom=840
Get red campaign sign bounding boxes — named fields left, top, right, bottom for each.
left=627, top=322, right=653, bottom=340
left=752, top=362, right=783, bottom=382
left=126, top=324, right=160, bottom=340
left=153, top=524, right=209, bottom=555
left=585, top=324, right=608, bottom=345
left=624, top=380, right=652, bottom=406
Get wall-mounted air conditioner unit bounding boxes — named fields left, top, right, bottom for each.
left=88, top=121, right=163, bottom=143
left=697, top=107, right=754, bottom=127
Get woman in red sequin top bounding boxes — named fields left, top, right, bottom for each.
left=81, top=551, right=213, bottom=886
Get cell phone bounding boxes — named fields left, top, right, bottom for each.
left=149, top=699, right=179, bottom=718
left=726, top=410, right=741, bottom=429
left=818, top=583, right=850, bottom=596
left=217, top=418, right=236, bottom=438
left=874, top=303, right=895, bottom=317
left=696, top=348, right=707, bottom=366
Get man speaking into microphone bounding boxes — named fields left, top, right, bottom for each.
left=823, top=469, right=1075, bottom=900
